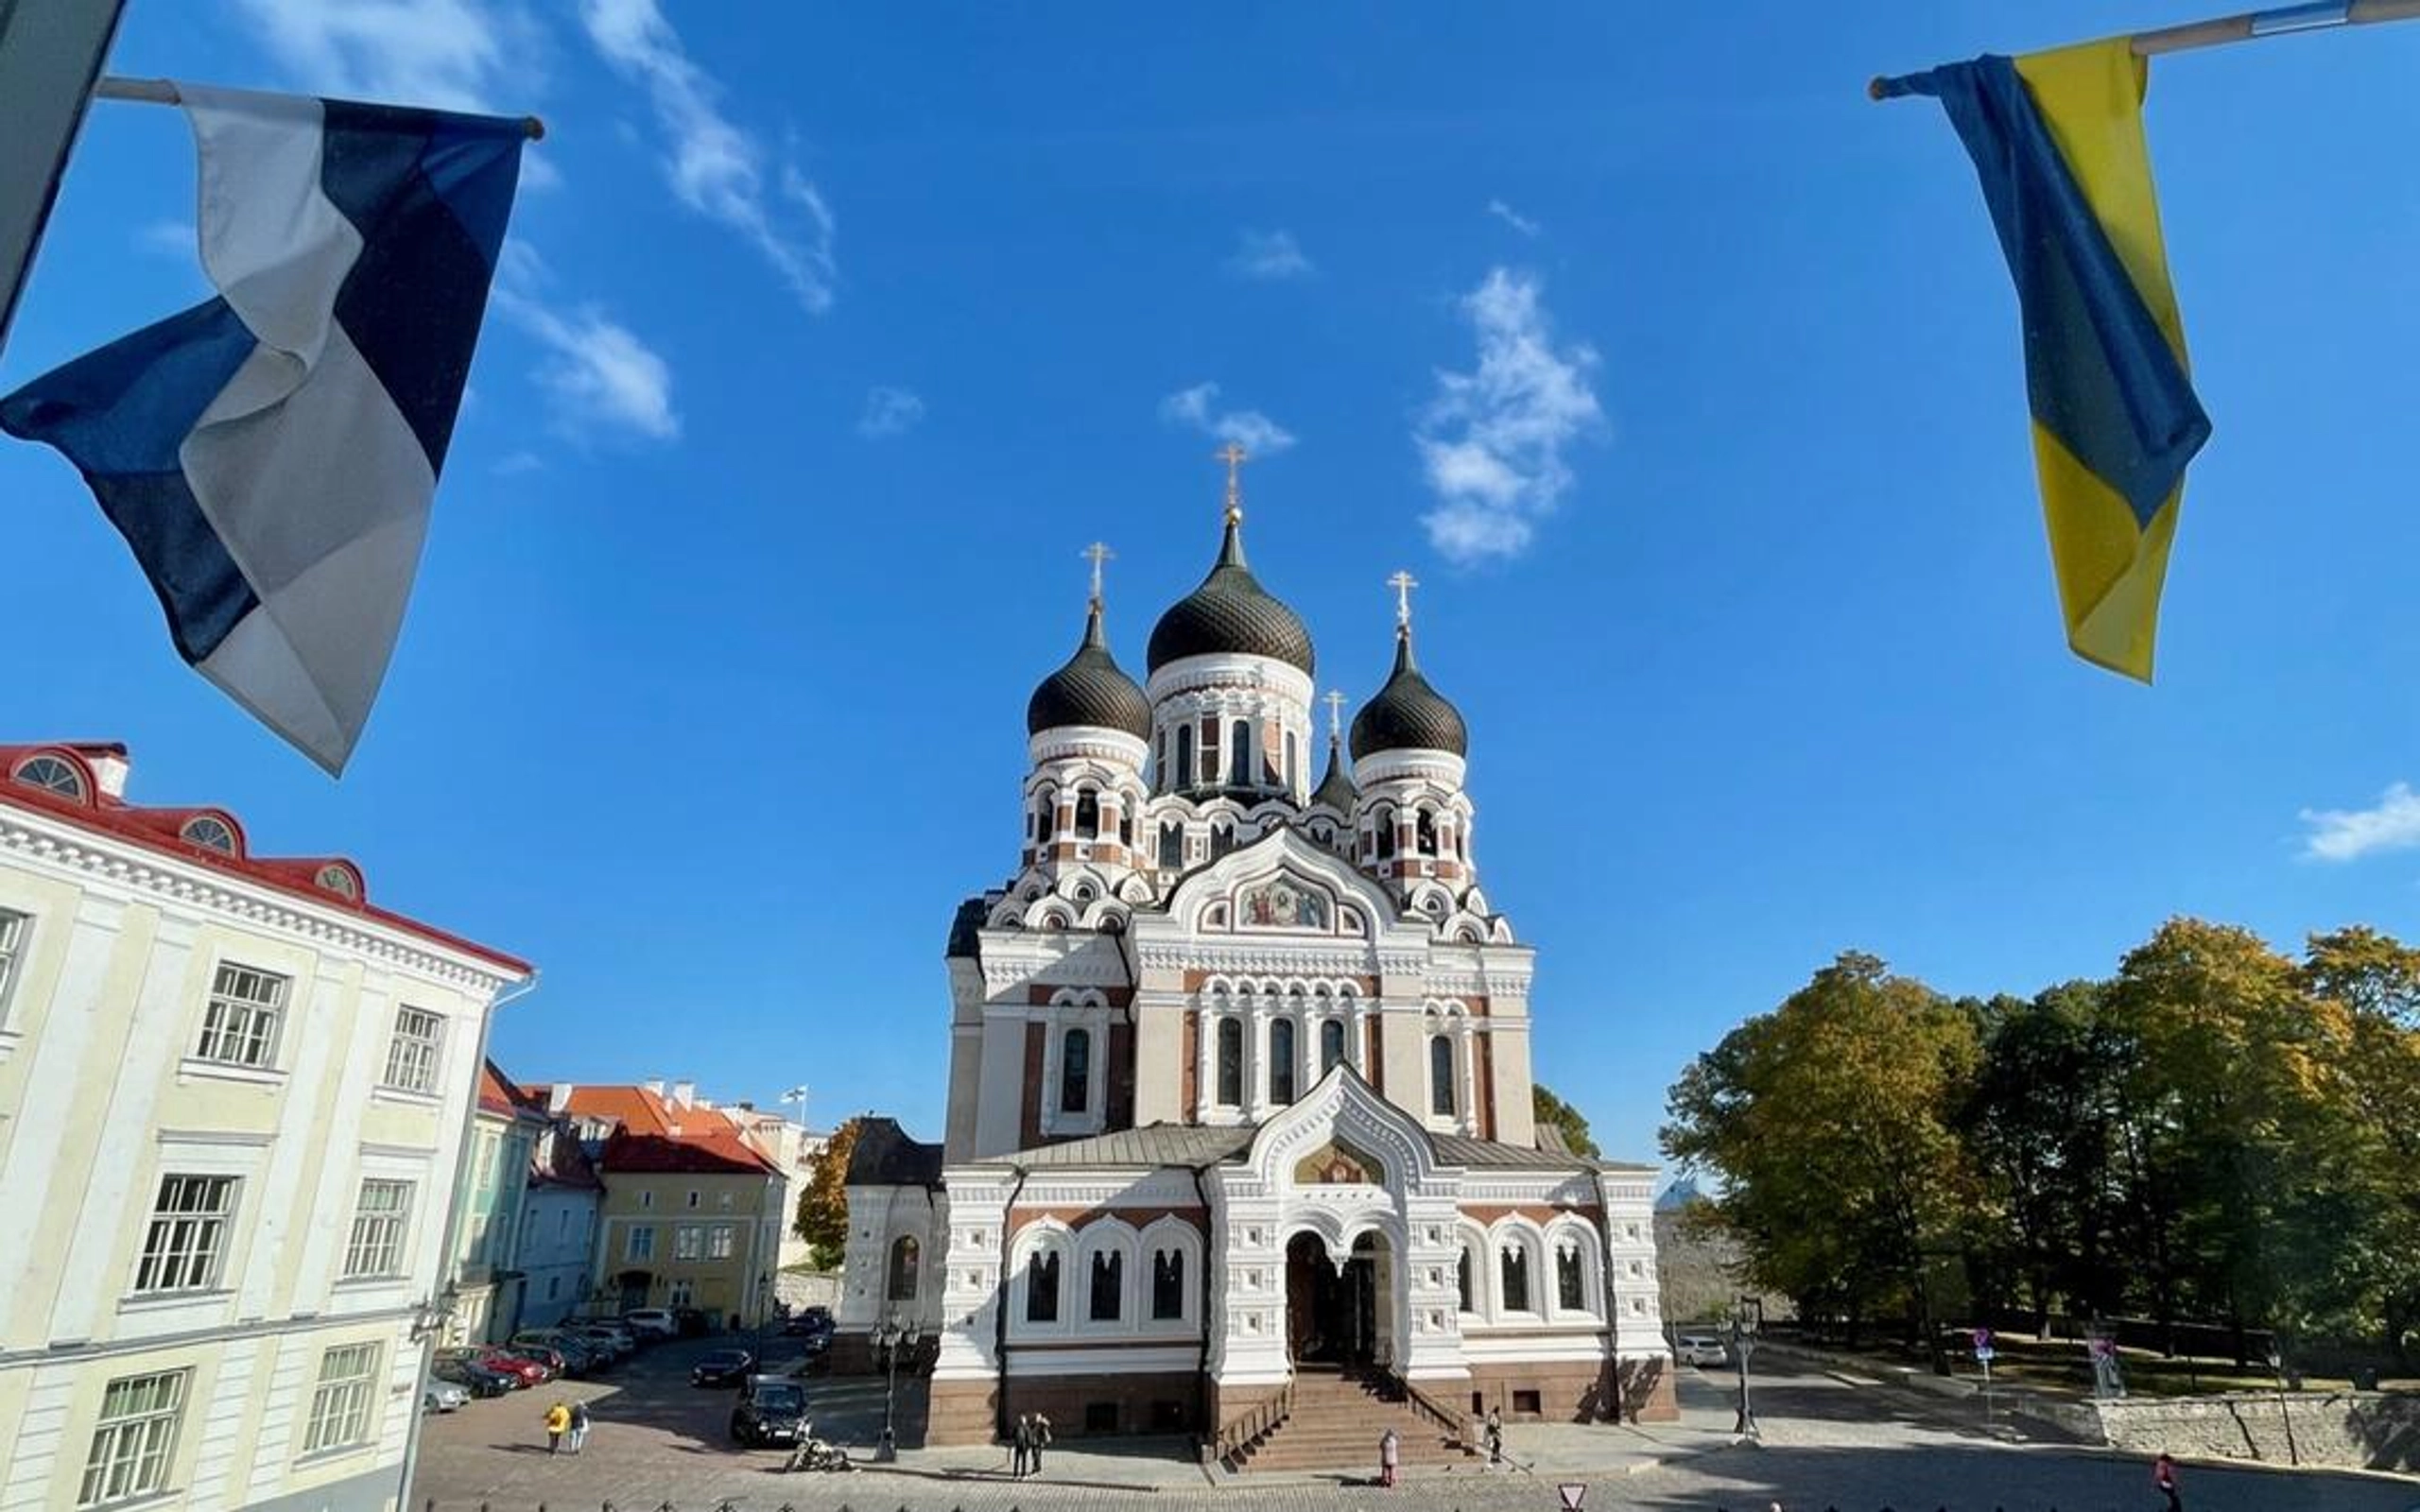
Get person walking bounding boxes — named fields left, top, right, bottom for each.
left=2154, top=1452, right=2184, bottom=1511
left=1378, top=1426, right=1400, bottom=1487
left=1011, top=1414, right=1032, bottom=1479
left=1484, top=1405, right=1504, bottom=1468
left=542, top=1399, right=570, bottom=1454
left=1030, top=1410, right=1052, bottom=1476
left=567, top=1399, right=591, bottom=1454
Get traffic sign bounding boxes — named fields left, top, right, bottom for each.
left=1558, top=1483, right=1587, bottom=1510
left=1975, top=1346, right=1996, bottom=1363
left=1971, top=1327, right=1994, bottom=1351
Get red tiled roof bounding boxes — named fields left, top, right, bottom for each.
left=478, top=1060, right=548, bottom=1121
left=599, top=1127, right=781, bottom=1177
left=529, top=1084, right=679, bottom=1137
left=0, top=743, right=529, bottom=974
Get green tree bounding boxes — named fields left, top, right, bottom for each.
left=1663, top=952, right=1979, bottom=1370
left=794, top=1117, right=861, bottom=1268
left=1532, top=1084, right=1600, bottom=1158
left=2299, top=926, right=2420, bottom=1360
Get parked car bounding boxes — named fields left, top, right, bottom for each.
left=730, top=1374, right=810, bottom=1447
left=564, top=1324, right=632, bottom=1363
left=781, top=1305, right=835, bottom=1339
left=671, top=1306, right=712, bottom=1338
left=510, top=1332, right=599, bottom=1376
left=430, top=1355, right=516, bottom=1397
left=620, top=1308, right=680, bottom=1340
left=502, top=1341, right=579, bottom=1379
left=472, top=1347, right=554, bottom=1385
left=691, top=1348, right=755, bottom=1387
left=1676, top=1332, right=1731, bottom=1367
left=422, top=1379, right=470, bottom=1414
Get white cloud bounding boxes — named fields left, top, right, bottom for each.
left=1487, top=198, right=1541, bottom=237
left=493, top=450, right=544, bottom=476
left=2301, top=782, right=2420, bottom=863
left=857, top=386, right=925, bottom=438
left=1227, top=228, right=1313, bottom=280
left=1159, top=382, right=1295, bottom=455
left=492, top=242, right=679, bottom=439
left=134, top=220, right=193, bottom=257
left=1412, top=267, right=1601, bottom=563
left=577, top=0, right=836, bottom=313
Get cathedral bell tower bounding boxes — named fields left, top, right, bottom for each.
left=1348, top=573, right=1478, bottom=910
left=1021, top=543, right=1150, bottom=885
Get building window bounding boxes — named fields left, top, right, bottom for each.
left=1228, top=721, right=1252, bottom=787
left=1556, top=1241, right=1586, bottom=1312
left=686, top=1190, right=700, bottom=1209
left=1268, top=1018, right=1296, bottom=1104
left=1210, top=822, right=1235, bottom=858
left=14, top=752, right=86, bottom=799
left=1199, top=716, right=1219, bottom=782
left=1026, top=1250, right=1060, bottom=1322
left=1158, top=822, right=1184, bottom=869
left=1319, top=1018, right=1346, bottom=1075
left=1075, top=789, right=1099, bottom=838
left=1285, top=731, right=1298, bottom=792
left=1174, top=725, right=1194, bottom=788
left=1500, top=1244, right=1531, bottom=1313
left=78, top=1369, right=187, bottom=1507
left=343, top=1179, right=412, bottom=1279
left=640, top=1191, right=653, bottom=1210
left=1088, top=1249, right=1122, bottom=1321
left=195, top=961, right=287, bottom=1069
left=0, top=907, right=26, bottom=1022
left=302, top=1342, right=381, bottom=1454
left=1151, top=1249, right=1184, bottom=1321
left=315, top=862, right=359, bottom=899
left=547, top=1276, right=561, bottom=1300
left=180, top=815, right=237, bottom=853
left=628, top=1225, right=655, bottom=1262
left=668, top=1279, right=693, bottom=1306
left=382, top=1006, right=442, bottom=1093
left=709, top=1225, right=735, bottom=1260
left=135, top=1175, right=235, bottom=1293
left=1457, top=1246, right=1476, bottom=1313
left=1376, top=813, right=1397, bottom=860
left=1429, top=1035, right=1456, bottom=1117
left=1060, top=1027, right=1091, bottom=1114
left=889, top=1236, right=921, bottom=1301
left=1215, top=1018, right=1243, bottom=1107
left=674, top=1226, right=703, bottom=1261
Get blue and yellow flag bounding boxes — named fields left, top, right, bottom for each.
left=1879, top=40, right=2210, bottom=681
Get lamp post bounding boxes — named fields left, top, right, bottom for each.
left=754, top=1274, right=771, bottom=1362
left=871, top=1309, right=924, bottom=1463
left=1730, top=1294, right=1760, bottom=1439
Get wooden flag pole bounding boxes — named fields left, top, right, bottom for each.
left=1869, top=0, right=2420, bottom=98
left=93, top=75, right=546, bottom=140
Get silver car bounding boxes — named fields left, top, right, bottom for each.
left=1676, top=1332, right=1731, bottom=1366
left=422, top=1379, right=470, bottom=1414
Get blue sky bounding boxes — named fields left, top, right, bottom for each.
left=6, top=2, right=2417, bottom=1168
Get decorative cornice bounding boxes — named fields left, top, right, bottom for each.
left=1028, top=727, right=1150, bottom=769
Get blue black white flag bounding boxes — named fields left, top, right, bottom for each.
left=0, top=84, right=526, bottom=774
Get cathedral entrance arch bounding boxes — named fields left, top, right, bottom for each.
left=1283, top=1230, right=1392, bottom=1368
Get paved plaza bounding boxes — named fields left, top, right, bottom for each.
left=407, top=1337, right=2420, bottom=1512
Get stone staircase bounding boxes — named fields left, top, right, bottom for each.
left=1229, top=1369, right=1472, bottom=1473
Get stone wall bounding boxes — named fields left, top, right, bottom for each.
left=2071, top=1391, right=2420, bottom=1473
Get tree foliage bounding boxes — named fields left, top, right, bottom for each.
left=1532, top=1083, right=1600, bottom=1158
left=793, top=1116, right=861, bottom=1264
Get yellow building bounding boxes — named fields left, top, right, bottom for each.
left=0, top=743, right=529, bottom=1512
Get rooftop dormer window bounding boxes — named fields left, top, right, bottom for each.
left=315, top=864, right=360, bottom=900
left=11, top=753, right=85, bottom=800
left=180, top=816, right=237, bottom=854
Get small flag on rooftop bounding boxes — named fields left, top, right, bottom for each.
left=0, top=82, right=529, bottom=773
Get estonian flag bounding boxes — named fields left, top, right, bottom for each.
left=1878, top=40, right=2211, bottom=681
left=0, top=85, right=525, bottom=772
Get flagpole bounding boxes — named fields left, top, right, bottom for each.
left=1869, top=0, right=2420, bottom=98
left=93, top=75, right=545, bottom=139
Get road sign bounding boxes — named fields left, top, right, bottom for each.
left=1975, top=1346, right=1996, bottom=1363
left=1971, top=1327, right=1994, bottom=1351
left=1558, top=1483, right=1587, bottom=1511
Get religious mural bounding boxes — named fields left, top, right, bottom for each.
left=1239, top=875, right=1329, bottom=930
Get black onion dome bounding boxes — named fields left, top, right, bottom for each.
left=1027, top=603, right=1151, bottom=738
left=1309, top=733, right=1357, bottom=811
left=1350, top=630, right=1468, bottom=760
left=1147, top=520, right=1316, bottom=676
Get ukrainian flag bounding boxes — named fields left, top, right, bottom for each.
left=1879, top=39, right=2210, bottom=681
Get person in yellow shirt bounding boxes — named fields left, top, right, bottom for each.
left=543, top=1400, right=571, bottom=1454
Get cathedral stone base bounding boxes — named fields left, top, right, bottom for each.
left=926, top=1378, right=1000, bottom=1446
left=929, top=1373, right=1207, bottom=1444
left=1460, top=1357, right=1677, bottom=1425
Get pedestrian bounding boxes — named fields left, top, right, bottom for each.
left=567, top=1399, right=590, bottom=1454
left=1011, top=1414, right=1032, bottom=1479
left=2155, top=1451, right=2184, bottom=1511
left=542, top=1399, right=569, bottom=1454
left=1378, top=1426, right=1399, bottom=1487
left=1030, top=1410, right=1052, bottom=1475
left=1485, top=1404, right=1503, bottom=1467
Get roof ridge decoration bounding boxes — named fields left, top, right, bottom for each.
left=1146, top=455, right=1316, bottom=676
left=1027, top=543, right=1151, bottom=739
left=1349, top=573, right=1468, bottom=761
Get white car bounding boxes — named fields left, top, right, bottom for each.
left=620, top=1308, right=680, bottom=1339
left=1676, top=1332, right=1731, bottom=1366
left=422, top=1380, right=470, bottom=1414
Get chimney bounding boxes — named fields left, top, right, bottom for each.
left=548, top=1082, right=573, bottom=1114
left=671, top=1080, right=696, bottom=1108
left=76, top=744, right=130, bottom=799
left=643, top=1078, right=665, bottom=1097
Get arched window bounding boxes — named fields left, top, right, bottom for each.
left=1060, top=1027, right=1091, bottom=1114
left=1416, top=808, right=1438, bottom=856
left=1430, top=1035, right=1456, bottom=1116
left=1151, top=1249, right=1184, bottom=1320
left=1500, top=1243, right=1530, bottom=1313
left=180, top=815, right=237, bottom=853
left=1119, top=809, right=1133, bottom=848
left=1229, top=720, right=1252, bottom=787
left=1556, top=1239, right=1586, bottom=1311
left=1216, top=1018, right=1243, bottom=1107
left=1026, top=1249, right=1061, bottom=1322
left=12, top=754, right=85, bottom=799
left=1175, top=725, right=1194, bottom=788
left=1319, top=1018, right=1346, bottom=1075
left=1210, top=823, right=1236, bottom=858
left=1075, top=789, right=1099, bottom=838
left=1032, top=789, right=1055, bottom=843
left=1457, top=1245, right=1476, bottom=1313
left=1158, top=822, right=1184, bottom=868
left=1268, top=1019, right=1296, bottom=1104
left=1284, top=731, right=1299, bottom=792
left=888, top=1236, right=921, bottom=1301
left=1375, top=810, right=1397, bottom=860
left=1089, top=1250, right=1123, bottom=1321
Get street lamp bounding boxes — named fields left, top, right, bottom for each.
left=754, top=1274, right=772, bottom=1361
left=871, top=1309, right=925, bottom=1463
left=1730, top=1294, right=1761, bottom=1439
left=409, top=1280, right=463, bottom=1344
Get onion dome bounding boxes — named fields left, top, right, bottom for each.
left=1147, top=518, right=1316, bottom=676
left=1350, top=627, right=1468, bottom=759
left=1028, top=601, right=1151, bottom=738
left=1309, top=731, right=1357, bottom=810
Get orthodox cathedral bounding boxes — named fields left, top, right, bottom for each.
left=838, top=459, right=1672, bottom=1456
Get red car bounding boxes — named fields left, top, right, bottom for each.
left=438, top=1346, right=547, bottom=1387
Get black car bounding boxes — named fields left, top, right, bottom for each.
left=429, top=1356, right=514, bottom=1398
left=730, top=1375, right=810, bottom=1447
left=781, top=1305, right=836, bottom=1339
left=691, top=1348, right=755, bottom=1387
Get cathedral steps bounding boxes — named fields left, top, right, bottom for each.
left=1230, top=1370, right=1474, bottom=1472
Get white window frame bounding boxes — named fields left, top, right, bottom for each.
left=133, top=1174, right=237, bottom=1294
left=194, top=961, right=287, bottom=1070
left=381, top=1006, right=443, bottom=1094
left=708, top=1224, right=735, bottom=1260
left=1138, top=1215, right=1201, bottom=1331
left=342, top=1179, right=413, bottom=1280
left=1547, top=1223, right=1601, bottom=1320
left=627, top=1224, right=655, bottom=1262
left=78, top=1368, right=187, bottom=1507
left=1040, top=992, right=1110, bottom=1138
left=301, top=1341, right=382, bottom=1455
left=0, top=907, right=28, bottom=1027
left=1010, top=1223, right=1075, bottom=1338
left=674, top=1225, right=703, bottom=1261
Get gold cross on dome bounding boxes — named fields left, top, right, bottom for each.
left=1082, top=541, right=1114, bottom=603
left=1388, top=570, right=1419, bottom=627
left=1323, top=690, right=1347, bottom=740
left=1216, top=441, right=1248, bottom=524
